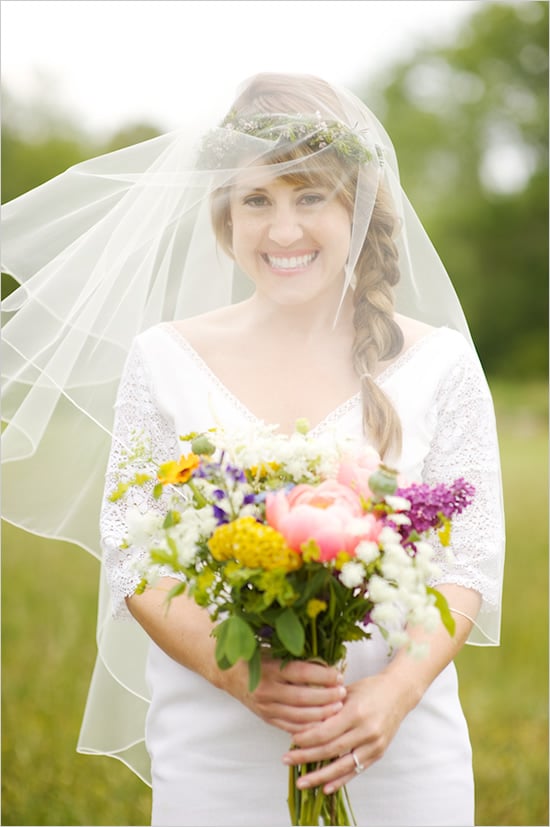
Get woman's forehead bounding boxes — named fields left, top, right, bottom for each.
left=231, top=165, right=334, bottom=193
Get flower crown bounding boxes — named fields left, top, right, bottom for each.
left=198, top=111, right=379, bottom=169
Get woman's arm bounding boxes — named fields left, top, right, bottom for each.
left=106, top=342, right=345, bottom=734
left=283, top=342, right=503, bottom=792
left=282, top=584, right=480, bottom=793
left=127, top=577, right=347, bottom=734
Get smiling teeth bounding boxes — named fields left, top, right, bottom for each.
left=267, top=252, right=317, bottom=270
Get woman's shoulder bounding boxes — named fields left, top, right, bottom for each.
left=395, top=313, right=471, bottom=356
left=132, top=304, right=243, bottom=351
left=169, top=303, right=249, bottom=350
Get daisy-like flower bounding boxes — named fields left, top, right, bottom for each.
left=158, top=453, right=201, bottom=486
left=340, top=561, right=366, bottom=589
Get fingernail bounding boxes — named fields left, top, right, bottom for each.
left=338, top=686, right=347, bottom=698
left=282, top=756, right=292, bottom=765
left=325, top=784, right=335, bottom=794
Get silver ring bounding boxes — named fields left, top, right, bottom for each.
left=351, top=749, right=365, bottom=775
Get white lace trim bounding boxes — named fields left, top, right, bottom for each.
left=100, top=342, right=181, bottom=619
left=422, top=350, right=504, bottom=625
left=161, top=322, right=445, bottom=436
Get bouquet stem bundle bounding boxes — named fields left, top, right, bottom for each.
left=113, top=423, right=474, bottom=826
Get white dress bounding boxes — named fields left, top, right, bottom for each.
left=98, top=322, right=504, bottom=827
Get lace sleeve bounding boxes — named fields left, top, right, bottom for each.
left=423, top=348, right=505, bottom=644
left=100, top=339, right=180, bottom=620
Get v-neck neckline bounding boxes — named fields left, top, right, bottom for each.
left=160, top=322, right=444, bottom=435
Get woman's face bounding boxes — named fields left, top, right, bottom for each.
left=228, top=169, right=352, bottom=307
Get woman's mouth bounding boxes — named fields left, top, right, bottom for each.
left=262, top=251, right=319, bottom=272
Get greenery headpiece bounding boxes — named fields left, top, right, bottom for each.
left=198, top=111, right=379, bottom=169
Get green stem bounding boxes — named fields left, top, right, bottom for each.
left=187, top=479, right=208, bottom=508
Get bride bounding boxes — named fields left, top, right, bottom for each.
left=1, top=72, right=505, bottom=826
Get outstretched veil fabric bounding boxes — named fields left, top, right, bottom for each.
left=1, top=74, right=504, bottom=783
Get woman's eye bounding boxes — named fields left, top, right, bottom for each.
left=243, top=195, right=269, bottom=207
left=300, top=193, right=325, bottom=206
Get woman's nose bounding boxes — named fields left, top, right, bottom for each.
left=267, top=207, right=304, bottom=246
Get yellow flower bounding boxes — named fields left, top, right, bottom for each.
left=247, top=461, right=281, bottom=481
left=437, top=515, right=452, bottom=546
left=334, top=551, right=352, bottom=570
left=158, top=453, right=201, bottom=485
left=306, top=598, right=328, bottom=619
left=208, top=516, right=302, bottom=571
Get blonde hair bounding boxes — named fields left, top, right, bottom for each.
left=211, top=73, right=404, bottom=458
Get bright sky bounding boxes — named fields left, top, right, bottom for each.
left=1, top=0, right=484, bottom=136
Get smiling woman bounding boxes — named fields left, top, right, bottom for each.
left=228, top=176, right=352, bottom=298
left=1, top=71, right=505, bottom=827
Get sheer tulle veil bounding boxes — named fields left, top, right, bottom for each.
left=1, top=72, right=503, bottom=783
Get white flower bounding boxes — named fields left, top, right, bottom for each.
left=370, top=602, right=403, bottom=626
left=383, top=542, right=411, bottom=565
left=415, top=541, right=434, bottom=560
left=386, top=630, right=410, bottom=649
left=368, top=574, right=398, bottom=603
left=378, top=526, right=402, bottom=546
left=126, top=508, right=164, bottom=545
left=385, top=495, right=411, bottom=512
left=413, top=541, right=441, bottom=579
left=382, top=561, right=417, bottom=590
left=355, top=540, right=380, bottom=564
left=408, top=603, right=440, bottom=632
left=385, top=513, right=411, bottom=526
left=340, top=561, right=365, bottom=589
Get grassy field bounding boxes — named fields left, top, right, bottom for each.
left=2, top=381, right=548, bottom=826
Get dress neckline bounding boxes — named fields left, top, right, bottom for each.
left=159, top=322, right=445, bottom=435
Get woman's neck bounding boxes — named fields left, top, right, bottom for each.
left=242, top=289, right=356, bottom=345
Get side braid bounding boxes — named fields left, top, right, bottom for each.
left=352, top=186, right=404, bottom=459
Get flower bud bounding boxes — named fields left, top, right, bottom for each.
left=368, top=464, right=399, bottom=499
left=191, top=435, right=216, bottom=456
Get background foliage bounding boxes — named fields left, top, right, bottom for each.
left=2, top=2, right=548, bottom=379
left=2, top=2, right=548, bottom=825
left=354, top=1, right=548, bottom=378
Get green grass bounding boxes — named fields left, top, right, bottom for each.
left=2, top=381, right=548, bottom=826
left=455, top=412, right=549, bottom=827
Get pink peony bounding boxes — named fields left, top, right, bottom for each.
left=337, top=448, right=381, bottom=501
left=266, top=479, right=382, bottom=562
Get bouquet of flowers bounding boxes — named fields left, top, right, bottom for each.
left=112, top=420, right=475, bottom=826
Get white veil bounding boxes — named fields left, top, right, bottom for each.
left=1, top=72, right=499, bottom=784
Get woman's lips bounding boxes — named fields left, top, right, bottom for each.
left=262, top=251, right=319, bottom=272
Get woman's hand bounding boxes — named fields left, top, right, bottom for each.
left=222, top=658, right=347, bottom=735
left=282, top=672, right=411, bottom=793
left=127, top=582, right=346, bottom=734
left=281, top=585, right=480, bottom=793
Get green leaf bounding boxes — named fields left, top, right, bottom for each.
left=275, top=608, right=305, bottom=656
left=153, top=483, right=163, bottom=499
left=166, top=581, right=186, bottom=601
left=427, top=586, right=456, bottom=637
left=214, top=615, right=256, bottom=667
left=163, top=510, right=181, bottom=528
left=108, top=481, right=130, bottom=502
left=247, top=645, right=262, bottom=692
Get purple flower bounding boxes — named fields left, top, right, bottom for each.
left=226, top=464, right=246, bottom=484
left=213, top=504, right=229, bottom=525
left=394, top=478, right=475, bottom=536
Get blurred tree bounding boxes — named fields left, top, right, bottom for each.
left=1, top=82, right=162, bottom=298
left=356, top=1, right=548, bottom=377
left=1, top=81, right=96, bottom=204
